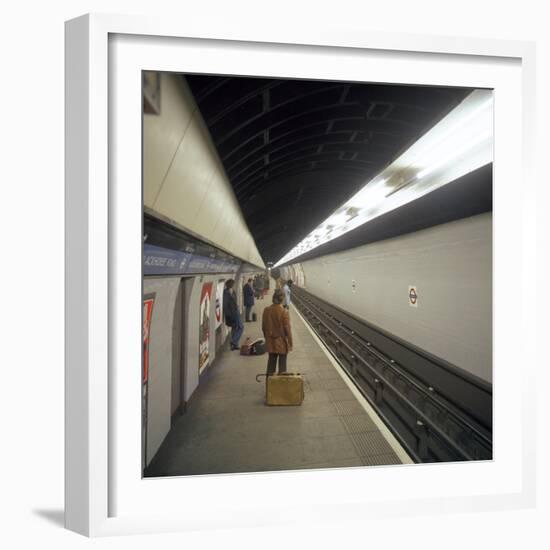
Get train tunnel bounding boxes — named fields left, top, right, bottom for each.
left=141, top=71, right=492, bottom=476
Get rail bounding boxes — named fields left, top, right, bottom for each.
left=291, top=287, right=493, bottom=463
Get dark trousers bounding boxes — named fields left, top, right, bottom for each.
left=266, top=353, right=287, bottom=375
left=245, top=305, right=252, bottom=321
left=230, top=313, right=243, bottom=348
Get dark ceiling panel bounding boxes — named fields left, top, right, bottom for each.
left=184, top=74, right=471, bottom=263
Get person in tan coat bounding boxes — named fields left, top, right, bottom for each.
left=262, top=289, right=293, bottom=375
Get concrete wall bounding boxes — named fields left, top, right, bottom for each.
left=182, top=277, right=200, bottom=403
left=170, top=283, right=184, bottom=416
left=143, top=72, right=264, bottom=269
left=294, top=213, right=492, bottom=382
left=144, top=273, right=234, bottom=466
left=143, top=277, right=182, bottom=464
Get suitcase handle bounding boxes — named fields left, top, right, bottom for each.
left=255, top=373, right=305, bottom=383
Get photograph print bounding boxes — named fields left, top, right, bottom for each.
left=141, top=70, right=493, bottom=477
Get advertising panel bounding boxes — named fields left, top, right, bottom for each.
left=215, top=281, right=225, bottom=329
left=142, top=295, right=155, bottom=469
left=199, top=283, right=213, bottom=373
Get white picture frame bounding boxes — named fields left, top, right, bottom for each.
left=65, top=13, right=537, bottom=537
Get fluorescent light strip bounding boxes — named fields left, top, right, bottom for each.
left=416, top=130, right=492, bottom=179
left=274, top=90, right=493, bottom=267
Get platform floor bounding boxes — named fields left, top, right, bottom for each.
left=146, top=298, right=404, bottom=477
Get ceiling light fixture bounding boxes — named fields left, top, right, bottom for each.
left=416, top=130, right=493, bottom=180
left=274, top=89, right=493, bottom=268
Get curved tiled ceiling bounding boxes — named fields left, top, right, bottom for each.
left=185, top=75, right=470, bottom=263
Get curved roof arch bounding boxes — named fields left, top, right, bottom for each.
left=185, top=74, right=470, bottom=263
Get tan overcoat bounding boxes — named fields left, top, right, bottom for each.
left=262, top=304, right=293, bottom=354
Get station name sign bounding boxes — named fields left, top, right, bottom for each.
left=143, top=244, right=241, bottom=276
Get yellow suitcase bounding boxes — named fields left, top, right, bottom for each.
left=264, top=373, right=304, bottom=406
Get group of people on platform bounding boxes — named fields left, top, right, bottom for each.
left=253, top=273, right=269, bottom=299
left=222, top=277, right=294, bottom=374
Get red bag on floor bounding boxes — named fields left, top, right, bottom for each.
left=240, top=338, right=265, bottom=356
left=240, top=338, right=252, bottom=355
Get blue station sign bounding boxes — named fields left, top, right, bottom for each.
left=143, top=244, right=241, bottom=276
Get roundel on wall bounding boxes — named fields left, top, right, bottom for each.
left=408, top=286, right=418, bottom=307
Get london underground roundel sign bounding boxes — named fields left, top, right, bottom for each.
left=408, top=286, right=418, bottom=307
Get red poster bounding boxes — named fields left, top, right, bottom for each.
left=143, top=298, right=155, bottom=383
left=199, top=283, right=213, bottom=373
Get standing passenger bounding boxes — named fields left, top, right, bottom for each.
left=262, top=289, right=293, bottom=375
left=283, top=279, right=293, bottom=309
left=253, top=275, right=262, bottom=300
left=261, top=273, right=268, bottom=298
left=223, top=279, right=243, bottom=350
left=243, top=278, right=255, bottom=322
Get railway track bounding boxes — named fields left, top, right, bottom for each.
left=292, top=287, right=493, bottom=463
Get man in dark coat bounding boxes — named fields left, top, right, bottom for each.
left=262, top=289, right=293, bottom=375
left=243, top=278, right=255, bottom=322
left=223, top=279, right=243, bottom=350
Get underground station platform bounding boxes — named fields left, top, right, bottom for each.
left=145, top=300, right=408, bottom=477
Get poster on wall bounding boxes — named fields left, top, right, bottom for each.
left=199, top=282, right=213, bottom=373
left=215, top=281, right=225, bottom=329
left=142, top=295, right=155, bottom=470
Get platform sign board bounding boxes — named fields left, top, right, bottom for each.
left=408, top=286, right=418, bottom=307
left=143, top=244, right=193, bottom=274
left=143, top=243, right=240, bottom=276
left=142, top=295, right=155, bottom=469
left=199, top=283, right=213, bottom=373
